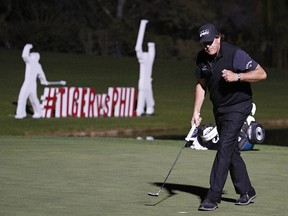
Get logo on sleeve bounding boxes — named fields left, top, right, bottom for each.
left=246, top=61, right=252, bottom=70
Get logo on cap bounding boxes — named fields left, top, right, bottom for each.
left=200, top=29, right=210, bottom=38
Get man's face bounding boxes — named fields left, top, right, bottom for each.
left=201, top=36, right=221, bottom=56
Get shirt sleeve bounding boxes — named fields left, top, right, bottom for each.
left=233, top=49, right=258, bottom=72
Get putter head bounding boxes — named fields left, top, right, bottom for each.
left=148, top=192, right=159, bottom=197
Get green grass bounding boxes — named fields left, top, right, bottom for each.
left=0, top=136, right=287, bottom=216
left=1, top=49, right=287, bottom=215
left=0, top=48, right=287, bottom=137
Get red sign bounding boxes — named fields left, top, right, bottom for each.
left=41, top=87, right=137, bottom=118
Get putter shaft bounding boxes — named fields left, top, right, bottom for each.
left=148, top=124, right=197, bottom=197
left=147, top=143, right=185, bottom=197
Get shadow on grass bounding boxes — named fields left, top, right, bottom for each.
left=145, top=183, right=236, bottom=206
left=12, top=101, right=34, bottom=115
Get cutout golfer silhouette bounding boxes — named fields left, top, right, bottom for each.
left=15, top=44, right=48, bottom=119
left=135, top=20, right=155, bottom=116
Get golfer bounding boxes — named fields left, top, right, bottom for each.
left=191, top=23, right=267, bottom=211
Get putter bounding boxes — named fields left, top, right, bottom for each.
left=148, top=124, right=197, bottom=197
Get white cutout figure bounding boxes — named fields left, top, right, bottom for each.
left=135, top=20, right=155, bottom=116
left=15, top=44, right=48, bottom=119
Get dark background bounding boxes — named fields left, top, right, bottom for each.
left=0, top=0, right=287, bottom=68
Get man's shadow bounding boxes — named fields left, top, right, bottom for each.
left=146, top=182, right=235, bottom=206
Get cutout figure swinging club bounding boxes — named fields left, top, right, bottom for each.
left=15, top=44, right=48, bottom=119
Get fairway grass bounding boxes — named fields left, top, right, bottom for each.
left=0, top=136, right=287, bottom=216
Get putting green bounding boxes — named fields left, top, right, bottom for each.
left=0, top=136, right=287, bottom=215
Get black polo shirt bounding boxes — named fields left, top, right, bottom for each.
left=196, top=42, right=258, bottom=113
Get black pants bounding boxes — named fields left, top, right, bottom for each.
left=208, top=103, right=253, bottom=202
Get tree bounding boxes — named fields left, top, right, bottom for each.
left=263, top=0, right=288, bottom=68
left=0, top=0, right=287, bottom=68
left=0, top=0, right=12, bottom=48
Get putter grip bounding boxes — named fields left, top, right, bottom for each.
left=185, top=124, right=196, bottom=142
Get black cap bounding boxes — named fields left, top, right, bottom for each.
left=198, top=23, right=219, bottom=44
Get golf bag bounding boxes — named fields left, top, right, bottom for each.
left=189, top=104, right=265, bottom=151
left=197, top=124, right=219, bottom=150
left=195, top=121, right=265, bottom=151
